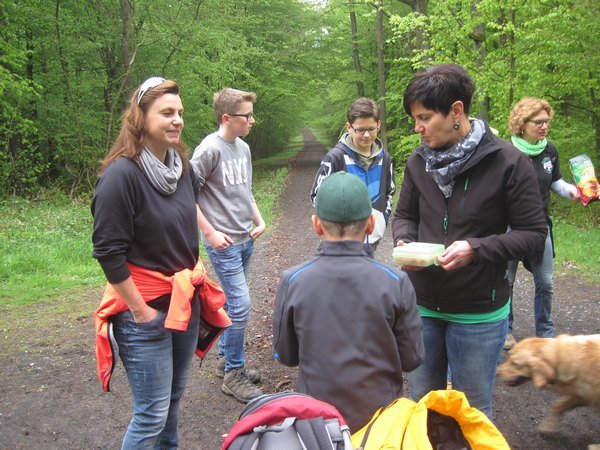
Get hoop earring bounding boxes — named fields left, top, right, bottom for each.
left=453, top=122, right=460, bottom=130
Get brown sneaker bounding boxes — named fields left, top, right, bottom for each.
left=503, top=333, right=516, bottom=350
left=221, top=368, right=264, bottom=403
left=216, top=358, right=261, bottom=383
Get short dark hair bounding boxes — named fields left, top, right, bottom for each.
left=403, top=64, right=475, bottom=117
left=347, top=97, right=380, bottom=124
left=319, top=217, right=370, bottom=238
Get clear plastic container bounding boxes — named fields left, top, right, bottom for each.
left=392, top=242, right=445, bottom=267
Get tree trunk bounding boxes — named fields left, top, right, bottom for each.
left=398, top=0, right=429, bottom=52
left=104, top=0, right=138, bottom=151
left=120, top=0, right=134, bottom=98
left=499, top=6, right=517, bottom=110
left=470, top=3, right=490, bottom=119
left=54, top=0, right=84, bottom=153
left=349, top=0, right=365, bottom=97
left=375, top=1, right=387, bottom=147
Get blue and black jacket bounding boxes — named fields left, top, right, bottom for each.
left=310, top=138, right=395, bottom=243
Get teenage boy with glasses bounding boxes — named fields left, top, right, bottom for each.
left=191, top=88, right=265, bottom=403
left=310, top=97, right=395, bottom=257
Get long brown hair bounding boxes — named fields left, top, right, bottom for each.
left=100, top=79, right=189, bottom=174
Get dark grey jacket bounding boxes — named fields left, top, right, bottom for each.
left=273, top=240, right=424, bottom=432
left=392, top=125, right=547, bottom=313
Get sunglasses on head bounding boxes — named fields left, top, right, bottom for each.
left=137, top=76, right=166, bottom=105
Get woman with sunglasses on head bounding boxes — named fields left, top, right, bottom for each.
left=392, top=65, right=548, bottom=420
left=92, top=77, right=205, bottom=448
left=503, top=98, right=579, bottom=349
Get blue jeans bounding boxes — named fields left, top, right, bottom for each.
left=407, top=316, right=507, bottom=419
left=506, top=231, right=554, bottom=337
left=112, top=296, right=200, bottom=449
left=205, top=239, right=254, bottom=372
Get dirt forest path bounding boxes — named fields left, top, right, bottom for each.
left=0, top=129, right=598, bottom=449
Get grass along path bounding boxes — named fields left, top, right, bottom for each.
left=0, top=135, right=303, bottom=309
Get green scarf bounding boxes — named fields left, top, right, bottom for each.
left=511, top=135, right=547, bottom=156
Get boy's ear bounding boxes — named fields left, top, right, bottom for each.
left=365, top=214, right=375, bottom=235
left=312, top=215, right=324, bottom=236
left=344, top=121, right=353, bottom=133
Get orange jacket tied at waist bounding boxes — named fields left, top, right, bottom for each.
left=95, top=259, right=230, bottom=392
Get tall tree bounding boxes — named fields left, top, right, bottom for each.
left=349, top=0, right=366, bottom=97
left=375, top=0, right=387, bottom=146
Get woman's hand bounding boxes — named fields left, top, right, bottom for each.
left=111, top=277, right=158, bottom=323
left=133, top=305, right=159, bottom=323
left=569, top=184, right=580, bottom=201
left=395, top=239, right=424, bottom=271
left=438, top=240, right=474, bottom=271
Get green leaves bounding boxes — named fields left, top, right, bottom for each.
left=1, top=0, right=325, bottom=197
left=385, top=0, right=600, bottom=166
left=1, top=0, right=598, bottom=197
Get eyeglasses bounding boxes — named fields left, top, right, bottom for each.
left=350, top=125, right=379, bottom=135
left=229, top=113, right=255, bottom=121
left=137, top=76, right=166, bottom=105
left=528, top=119, right=552, bottom=128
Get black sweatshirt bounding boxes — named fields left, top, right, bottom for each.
left=91, top=157, right=200, bottom=284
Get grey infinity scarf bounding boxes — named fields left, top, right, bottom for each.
left=417, top=119, right=485, bottom=198
left=138, top=147, right=183, bottom=195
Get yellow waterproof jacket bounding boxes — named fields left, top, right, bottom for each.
left=352, top=390, right=510, bottom=449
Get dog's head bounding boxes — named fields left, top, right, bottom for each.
left=497, top=337, right=558, bottom=388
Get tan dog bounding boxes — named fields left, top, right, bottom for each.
left=497, top=334, right=600, bottom=433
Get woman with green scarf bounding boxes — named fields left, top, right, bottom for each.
left=504, top=97, right=579, bottom=349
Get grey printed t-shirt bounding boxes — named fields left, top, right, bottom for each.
left=190, top=132, right=256, bottom=245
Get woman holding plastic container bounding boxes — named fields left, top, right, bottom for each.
left=92, top=77, right=203, bottom=448
left=503, top=98, right=579, bottom=349
left=392, top=64, right=547, bottom=419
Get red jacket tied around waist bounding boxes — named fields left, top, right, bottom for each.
left=95, top=259, right=229, bottom=392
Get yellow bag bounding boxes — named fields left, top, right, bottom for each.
left=352, top=398, right=416, bottom=449
left=352, top=390, right=510, bottom=450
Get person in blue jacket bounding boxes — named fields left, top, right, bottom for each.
left=310, top=98, right=395, bottom=257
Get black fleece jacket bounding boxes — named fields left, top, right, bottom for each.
left=91, top=157, right=201, bottom=284
left=392, top=126, right=547, bottom=313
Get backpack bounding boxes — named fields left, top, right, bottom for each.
left=222, top=392, right=354, bottom=450
left=352, top=390, right=510, bottom=450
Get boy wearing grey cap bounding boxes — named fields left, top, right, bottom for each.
left=273, top=171, right=424, bottom=432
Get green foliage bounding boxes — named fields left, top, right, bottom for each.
left=0, top=131, right=303, bottom=306
left=386, top=0, right=599, bottom=168
left=553, top=220, right=600, bottom=284
left=0, top=196, right=103, bottom=305
left=0, top=0, right=43, bottom=195
left=2, top=0, right=599, bottom=240
left=1, top=0, right=325, bottom=197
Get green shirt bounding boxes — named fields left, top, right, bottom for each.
left=418, top=299, right=510, bottom=324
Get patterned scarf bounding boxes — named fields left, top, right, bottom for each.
left=137, top=147, right=183, bottom=195
left=417, top=119, right=485, bottom=198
